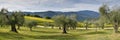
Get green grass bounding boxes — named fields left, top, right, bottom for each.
left=25, top=16, right=54, bottom=25
left=25, top=16, right=53, bottom=22
left=0, top=26, right=120, bottom=40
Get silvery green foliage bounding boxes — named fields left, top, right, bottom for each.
left=52, top=14, right=77, bottom=29
left=0, top=8, right=9, bottom=26
left=99, top=4, right=120, bottom=33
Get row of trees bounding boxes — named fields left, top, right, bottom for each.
left=82, top=4, right=120, bottom=33
left=25, top=14, right=43, bottom=18
left=0, top=8, right=78, bottom=34
left=25, top=14, right=51, bottom=19
left=0, top=8, right=39, bottom=33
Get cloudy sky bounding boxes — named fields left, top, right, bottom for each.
left=0, top=0, right=119, bottom=12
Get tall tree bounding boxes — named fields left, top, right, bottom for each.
left=0, top=8, right=25, bottom=33
left=0, top=8, right=18, bottom=33
left=99, top=4, right=120, bottom=33
left=109, top=9, right=120, bottom=33
left=99, top=4, right=109, bottom=29
left=7, top=11, right=24, bottom=33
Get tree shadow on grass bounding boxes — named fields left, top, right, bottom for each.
left=0, top=32, right=24, bottom=39
left=25, top=34, right=78, bottom=40
left=82, top=31, right=108, bottom=35
left=18, top=29, right=28, bottom=31
left=31, top=30, right=60, bottom=34
left=0, top=32, right=80, bottom=40
left=76, top=29, right=93, bottom=32
left=114, top=31, right=120, bottom=33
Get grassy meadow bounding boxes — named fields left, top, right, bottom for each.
left=0, top=26, right=120, bottom=40
left=25, top=16, right=54, bottom=26
left=25, top=16, right=53, bottom=22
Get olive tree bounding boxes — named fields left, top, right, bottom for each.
left=52, top=14, right=77, bottom=34
left=67, top=14, right=77, bottom=30
left=0, top=9, right=9, bottom=27
left=0, top=8, right=25, bottom=33
left=15, top=12, right=24, bottom=30
left=109, top=9, right=120, bottom=33
left=6, top=11, right=24, bottom=33
left=84, top=20, right=90, bottom=30
left=44, top=22, right=54, bottom=29
left=0, top=8, right=18, bottom=32
left=99, top=4, right=120, bottom=33
left=99, top=4, right=109, bottom=29
left=26, top=21, right=38, bottom=31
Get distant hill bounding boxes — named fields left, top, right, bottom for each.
left=23, top=10, right=100, bottom=21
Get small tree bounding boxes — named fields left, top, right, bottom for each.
left=26, top=21, right=38, bottom=31
left=98, top=18, right=105, bottom=29
left=34, top=15, right=42, bottom=18
left=45, top=16, right=51, bottom=19
left=84, top=20, right=89, bottom=30
left=44, top=22, right=54, bottom=29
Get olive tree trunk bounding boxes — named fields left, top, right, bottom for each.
left=114, top=22, right=119, bottom=33
left=85, top=26, right=88, bottom=30
left=17, top=25, right=20, bottom=30
left=96, top=26, right=97, bottom=32
left=51, top=26, right=54, bottom=29
left=30, top=27, right=32, bottom=31
left=59, top=26, right=62, bottom=29
left=101, top=23, right=104, bottom=29
left=11, top=24, right=18, bottom=33
left=62, top=24, right=67, bottom=34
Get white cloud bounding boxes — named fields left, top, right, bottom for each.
left=60, top=3, right=100, bottom=12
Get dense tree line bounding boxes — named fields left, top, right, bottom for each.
left=25, top=14, right=43, bottom=18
